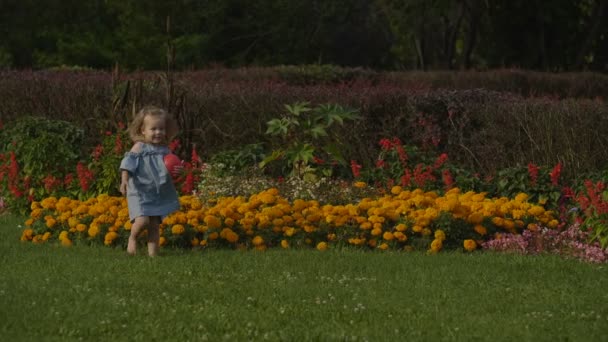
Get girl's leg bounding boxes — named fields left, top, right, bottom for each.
left=147, top=216, right=161, bottom=257
left=127, top=216, right=150, bottom=255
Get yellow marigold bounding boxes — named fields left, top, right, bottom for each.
left=42, top=232, right=51, bottom=241
left=104, top=232, right=118, bottom=245
left=359, top=222, right=372, bottom=230
left=354, top=181, right=367, bottom=188
left=281, top=239, right=290, bottom=249
left=528, top=205, right=545, bottom=217
left=191, top=237, right=200, bottom=246
left=30, top=208, right=43, bottom=219
left=88, top=225, right=100, bottom=238
left=316, top=241, right=328, bottom=251
left=45, top=218, right=57, bottom=228
left=260, top=193, right=276, bottom=204
left=24, top=218, right=34, bottom=226
left=58, top=230, right=69, bottom=241
left=204, top=215, right=221, bottom=229
left=60, top=238, right=72, bottom=247
left=223, top=228, right=239, bottom=243
left=514, top=193, right=529, bottom=202
left=370, top=227, right=382, bottom=236
left=467, top=212, right=484, bottom=224
left=40, top=197, right=57, bottom=210
left=171, top=224, right=185, bottom=235
left=463, top=239, right=477, bottom=252
left=503, top=219, right=516, bottom=231
left=284, top=227, right=296, bottom=237
left=159, top=236, right=167, bottom=246
left=252, top=235, right=264, bottom=246
left=21, top=228, right=34, bottom=241
left=430, top=238, right=443, bottom=252
left=394, top=231, right=407, bottom=241
left=391, top=186, right=403, bottom=195
left=31, top=201, right=41, bottom=210
left=382, top=231, right=394, bottom=241
left=395, top=223, right=407, bottom=232
left=474, top=224, right=487, bottom=236
left=434, top=229, right=446, bottom=241
left=421, top=228, right=432, bottom=236
left=378, top=242, right=389, bottom=250
left=491, top=217, right=504, bottom=227
left=547, top=219, right=559, bottom=228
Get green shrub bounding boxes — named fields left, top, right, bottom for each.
left=0, top=117, right=85, bottom=212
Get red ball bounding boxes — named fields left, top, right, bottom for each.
left=163, top=153, right=182, bottom=174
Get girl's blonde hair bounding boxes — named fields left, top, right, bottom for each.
left=127, top=106, right=179, bottom=143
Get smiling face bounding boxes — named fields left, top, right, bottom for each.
left=141, top=115, right=167, bottom=145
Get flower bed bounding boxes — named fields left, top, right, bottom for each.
left=20, top=186, right=559, bottom=254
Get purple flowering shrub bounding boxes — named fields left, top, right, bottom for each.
left=482, top=224, right=608, bottom=263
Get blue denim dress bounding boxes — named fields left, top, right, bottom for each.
left=119, top=143, right=180, bottom=222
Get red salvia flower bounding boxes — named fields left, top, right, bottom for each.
left=76, top=162, right=94, bottom=192
left=400, top=169, right=412, bottom=187
left=169, top=139, right=180, bottom=152
left=433, top=153, right=448, bottom=169
left=92, top=144, right=103, bottom=161
left=64, top=173, right=74, bottom=187
left=42, top=174, right=61, bottom=192
left=549, top=162, right=562, bottom=186
left=379, top=138, right=392, bottom=151
left=181, top=171, right=195, bottom=194
left=527, top=163, right=539, bottom=186
left=114, top=134, right=123, bottom=154
left=442, top=169, right=454, bottom=189
left=393, top=141, right=408, bottom=165
left=350, top=160, right=362, bottom=178
left=191, top=147, right=202, bottom=168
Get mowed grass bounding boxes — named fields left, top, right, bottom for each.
left=0, top=214, right=607, bottom=341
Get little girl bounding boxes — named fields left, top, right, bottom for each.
left=119, top=106, right=181, bottom=256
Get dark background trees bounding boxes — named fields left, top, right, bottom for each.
left=0, top=0, right=606, bottom=71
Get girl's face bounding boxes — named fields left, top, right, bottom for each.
left=141, top=115, right=167, bottom=145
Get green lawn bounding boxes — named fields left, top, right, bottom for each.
left=1, top=213, right=606, bottom=341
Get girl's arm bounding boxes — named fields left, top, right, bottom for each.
left=120, top=170, right=129, bottom=196
left=119, top=142, right=142, bottom=196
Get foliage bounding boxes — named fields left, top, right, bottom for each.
left=0, top=117, right=86, bottom=213
left=1, top=69, right=607, bottom=182
left=493, top=163, right=565, bottom=210
left=0, top=120, right=203, bottom=213
left=2, top=0, right=608, bottom=71
left=353, top=137, right=488, bottom=196
left=571, top=180, right=608, bottom=248
left=88, top=127, right=129, bottom=197
left=207, top=143, right=266, bottom=176
left=260, top=102, right=360, bottom=179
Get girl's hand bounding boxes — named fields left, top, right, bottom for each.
left=171, top=162, right=184, bottom=177
left=120, top=182, right=128, bottom=196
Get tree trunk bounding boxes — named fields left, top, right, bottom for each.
left=575, top=0, right=607, bottom=70
left=463, top=0, right=484, bottom=69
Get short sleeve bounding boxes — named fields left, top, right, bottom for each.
left=120, top=153, right=139, bottom=173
